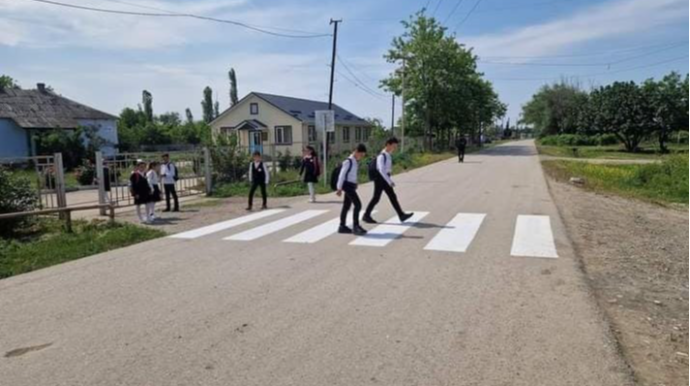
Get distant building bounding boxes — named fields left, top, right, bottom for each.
left=210, top=92, right=371, bottom=156
left=0, top=83, right=118, bottom=158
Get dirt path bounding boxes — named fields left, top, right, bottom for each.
left=546, top=178, right=689, bottom=386
left=539, top=155, right=661, bottom=164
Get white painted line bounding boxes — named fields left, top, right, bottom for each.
left=510, top=215, right=559, bottom=258
left=225, top=210, right=329, bottom=241
left=424, top=213, right=486, bottom=253
left=284, top=211, right=376, bottom=244
left=168, top=209, right=286, bottom=239
left=350, top=212, right=429, bottom=247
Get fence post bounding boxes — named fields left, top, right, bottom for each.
left=203, top=147, right=213, bottom=195
left=95, top=151, right=107, bottom=216
left=54, top=153, right=67, bottom=211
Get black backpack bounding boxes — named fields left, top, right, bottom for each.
left=367, top=155, right=379, bottom=181
left=330, top=159, right=353, bottom=191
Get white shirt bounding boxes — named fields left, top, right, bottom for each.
left=376, top=150, right=394, bottom=186
left=160, top=162, right=176, bottom=185
left=337, top=156, right=358, bottom=190
left=146, top=170, right=159, bottom=187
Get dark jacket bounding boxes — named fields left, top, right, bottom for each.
left=299, top=156, right=320, bottom=183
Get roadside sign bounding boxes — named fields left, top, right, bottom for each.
left=315, top=110, right=335, bottom=133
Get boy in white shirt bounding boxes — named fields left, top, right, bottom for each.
left=337, top=144, right=368, bottom=235
left=363, top=137, right=413, bottom=224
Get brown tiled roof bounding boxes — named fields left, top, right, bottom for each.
left=0, top=87, right=117, bottom=129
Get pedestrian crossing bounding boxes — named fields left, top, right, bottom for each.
left=169, top=209, right=559, bottom=258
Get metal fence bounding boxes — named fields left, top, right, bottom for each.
left=0, top=154, right=66, bottom=210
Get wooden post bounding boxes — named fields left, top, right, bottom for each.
left=203, top=147, right=213, bottom=195
left=64, top=210, right=72, bottom=233
left=95, top=151, right=107, bottom=216
left=108, top=204, right=115, bottom=223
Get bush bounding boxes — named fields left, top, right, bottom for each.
left=539, top=134, right=620, bottom=147
left=75, top=160, right=96, bottom=186
left=0, top=167, right=39, bottom=238
left=630, top=155, right=688, bottom=202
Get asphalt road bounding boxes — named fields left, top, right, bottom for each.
left=0, top=140, right=634, bottom=386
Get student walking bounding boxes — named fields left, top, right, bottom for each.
left=363, top=137, right=414, bottom=224
left=160, top=153, right=179, bottom=212
left=299, top=146, right=320, bottom=203
left=456, top=136, right=468, bottom=163
left=129, top=160, right=153, bottom=224
left=336, top=144, right=368, bottom=236
left=247, top=151, right=270, bottom=211
left=146, top=161, right=162, bottom=221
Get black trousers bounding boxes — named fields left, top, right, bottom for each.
left=365, top=176, right=405, bottom=218
left=248, top=181, right=267, bottom=208
left=458, top=147, right=466, bottom=162
left=340, top=182, right=361, bottom=227
left=164, top=183, right=179, bottom=211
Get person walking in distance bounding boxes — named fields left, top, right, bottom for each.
left=456, top=136, right=468, bottom=163
left=247, top=151, right=270, bottom=211
left=336, top=144, right=368, bottom=236
left=363, top=137, right=414, bottom=224
left=129, top=160, right=152, bottom=224
left=160, top=154, right=179, bottom=212
left=299, top=146, right=320, bottom=203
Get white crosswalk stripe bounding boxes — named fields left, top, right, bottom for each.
left=424, top=213, right=486, bottom=253
left=350, top=212, right=429, bottom=247
left=510, top=215, right=559, bottom=258
left=283, top=211, right=376, bottom=244
left=224, top=210, right=329, bottom=241
left=168, top=209, right=286, bottom=239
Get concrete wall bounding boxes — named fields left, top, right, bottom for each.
left=0, top=119, right=29, bottom=158
left=78, top=119, right=119, bottom=156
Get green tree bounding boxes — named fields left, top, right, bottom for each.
left=229, top=68, right=239, bottom=106
left=185, top=108, right=194, bottom=124
left=142, top=90, right=154, bottom=122
left=382, top=12, right=504, bottom=150
left=0, top=167, right=38, bottom=237
left=201, top=86, right=215, bottom=123
left=158, top=112, right=182, bottom=127
left=0, top=75, right=20, bottom=89
left=642, top=72, right=688, bottom=153
left=214, top=100, right=220, bottom=119
left=586, top=81, right=654, bottom=152
left=522, top=80, right=588, bottom=137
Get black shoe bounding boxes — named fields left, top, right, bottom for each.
left=399, top=212, right=414, bottom=223
left=338, top=225, right=353, bottom=234
left=163, top=209, right=171, bottom=213
left=246, top=206, right=252, bottom=211
left=353, top=225, right=368, bottom=236
left=261, top=205, right=268, bottom=210
left=172, top=209, right=180, bottom=212
left=362, top=215, right=377, bottom=224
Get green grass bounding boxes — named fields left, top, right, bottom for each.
left=211, top=151, right=457, bottom=199
left=10, top=169, right=81, bottom=189
left=537, top=142, right=689, bottom=160
left=0, top=219, right=165, bottom=279
left=542, top=155, right=689, bottom=205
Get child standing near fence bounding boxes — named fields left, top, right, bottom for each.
left=146, top=161, right=162, bottom=221
left=299, top=146, right=320, bottom=203
left=130, top=160, right=152, bottom=224
left=247, top=151, right=270, bottom=211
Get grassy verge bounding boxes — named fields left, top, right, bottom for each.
left=0, top=219, right=165, bottom=279
left=542, top=155, right=688, bottom=205
left=537, top=143, right=688, bottom=160
left=212, top=151, right=458, bottom=198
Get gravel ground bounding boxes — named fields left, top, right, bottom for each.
left=546, top=178, right=689, bottom=386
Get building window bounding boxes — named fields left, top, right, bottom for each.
left=355, top=127, right=363, bottom=142
left=342, top=126, right=350, bottom=143
left=327, top=132, right=335, bottom=144
left=362, top=127, right=371, bottom=141
left=308, top=125, right=317, bottom=142
left=250, top=103, right=259, bottom=115
left=275, top=126, right=293, bottom=144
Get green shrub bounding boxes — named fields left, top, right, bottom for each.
left=539, top=134, right=619, bottom=147
left=0, top=167, right=39, bottom=238
left=630, top=155, right=688, bottom=202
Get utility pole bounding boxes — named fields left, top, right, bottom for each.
left=325, top=18, right=341, bottom=186
left=391, top=94, right=395, bottom=133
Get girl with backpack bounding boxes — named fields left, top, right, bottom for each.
left=299, top=146, right=321, bottom=203
left=129, top=160, right=153, bottom=224
left=146, top=161, right=162, bottom=221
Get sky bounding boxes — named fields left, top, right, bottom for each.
left=0, top=0, right=688, bottom=127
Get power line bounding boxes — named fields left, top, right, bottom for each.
left=454, top=0, right=484, bottom=31
left=94, top=0, right=326, bottom=36
left=335, top=68, right=387, bottom=101
left=432, top=0, right=444, bottom=17
left=479, top=42, right=688, bottom=67
left=442, top=0, right=466, bottom=25
left=491, top=55, right=689, bottom=81
left=23, top=0, right=332, bottom=38
left=336, top=55, right=387, bottom=98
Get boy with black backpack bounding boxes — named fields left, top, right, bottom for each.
left=333, top=144, right=368, bottom=236
left=363, top=137, right=413, bottom=224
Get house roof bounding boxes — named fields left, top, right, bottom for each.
left=212, top=92, right=370, bottom=127
left=0, top=87, right=117, bottom=129
left=234, top=119, right=267, bottom=130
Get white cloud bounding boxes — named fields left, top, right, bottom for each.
left=465, top=0, right=687, bottom=59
